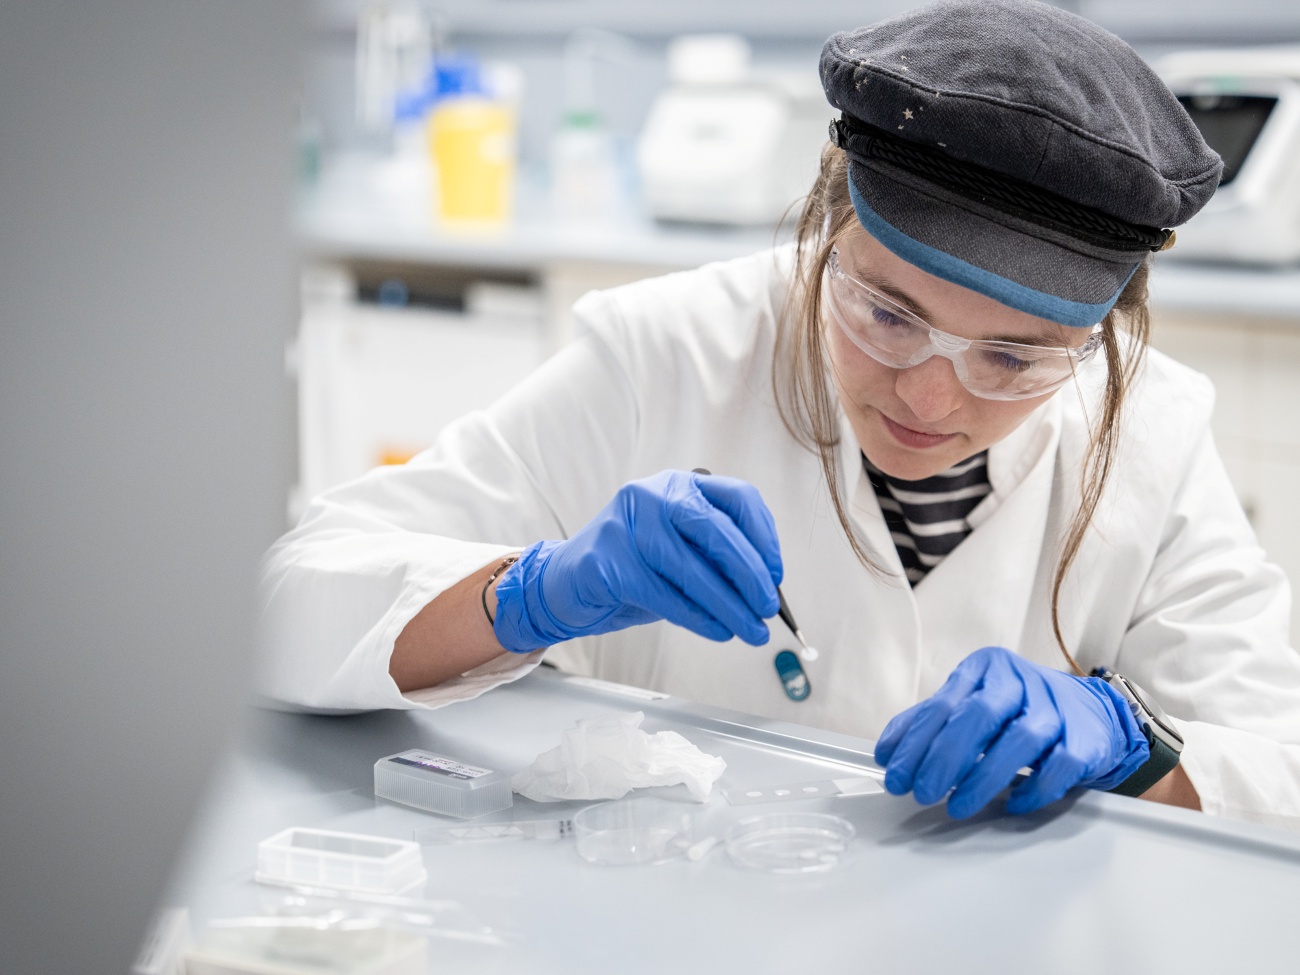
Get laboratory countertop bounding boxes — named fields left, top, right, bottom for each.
left=298, top=158, right=1300, bottom=320
left=167, top=668, right=1300, bottom=974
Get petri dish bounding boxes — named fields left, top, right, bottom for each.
left=573, top=797, right=695, bottom=866
left=724, top=813, right=855, bottom=873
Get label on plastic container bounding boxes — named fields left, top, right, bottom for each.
left=389, top=750, right=494, bottom=780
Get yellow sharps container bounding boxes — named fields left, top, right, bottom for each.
left=427, top=57, right=517, bottom=226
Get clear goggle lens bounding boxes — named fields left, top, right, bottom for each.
left=824, top=248, right=1102, bottom=401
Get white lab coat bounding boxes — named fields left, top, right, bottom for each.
left=258, top=246, right=1300, bottom=831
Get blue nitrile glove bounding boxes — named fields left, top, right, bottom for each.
left=492, top=470, right=783, bottom=652
left=874, top=646, right=1150, bottom=818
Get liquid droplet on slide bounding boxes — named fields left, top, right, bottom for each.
left=801, top=646, right=819, bottom=662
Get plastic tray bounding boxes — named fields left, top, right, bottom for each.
left=254, top=827, right=426, bottom=895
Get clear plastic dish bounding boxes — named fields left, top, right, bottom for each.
left=573, top=798, right=695, bottom=866
left=724, top=813, right=855, bottom=873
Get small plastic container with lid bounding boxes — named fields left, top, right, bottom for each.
left=373, top=749, right=513, bottom=819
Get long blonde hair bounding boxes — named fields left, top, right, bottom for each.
left=774, top=144, right=1152, bottom=675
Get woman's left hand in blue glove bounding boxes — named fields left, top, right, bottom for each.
left=874, top=646, right=1150, bottom=818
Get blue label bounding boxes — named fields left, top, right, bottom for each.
left=774, top=650, right=811, bottom=702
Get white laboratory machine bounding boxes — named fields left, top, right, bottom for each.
left=1158, top=47, right=1300, bottom=265
left=637, top=35, right=830, bottom=226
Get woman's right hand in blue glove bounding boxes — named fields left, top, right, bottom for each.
left=492, top=470, right=784, bottom=652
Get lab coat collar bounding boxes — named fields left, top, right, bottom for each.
left=836, top=408, right=909, bottom=583
left=968, top=394, right=1062, bottom=529
left=833, top=387, right=1062, bottom=546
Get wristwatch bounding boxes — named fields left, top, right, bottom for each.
left=1091, top=667, right=1184, bottom=797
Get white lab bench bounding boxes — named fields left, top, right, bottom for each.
left=168, top=668, right=1300, bottom=974
left=296, top=167, right=1300, bottom=636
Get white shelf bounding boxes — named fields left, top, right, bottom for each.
left=297, top=156, right=788, bottom=273
left=298, top=157, right=1300, bottom=318
left=300, top=206, right=789, bottom=272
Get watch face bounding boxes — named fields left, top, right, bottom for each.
left=1115, top=675, right=1184, bottom=748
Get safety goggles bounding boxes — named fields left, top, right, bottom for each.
left=824, top=246, right=1103, bottom=401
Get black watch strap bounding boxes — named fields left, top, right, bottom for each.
left=1108, top=726, right=1181, bottom=798
left=1092, top=667, right=1184, bottom=798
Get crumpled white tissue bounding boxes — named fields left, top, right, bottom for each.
left=510, top=711, right=726, bottom=802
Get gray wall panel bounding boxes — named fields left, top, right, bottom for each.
left=0, top=3, right=298, bottom=972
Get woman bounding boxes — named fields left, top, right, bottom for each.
left=259, top=0, right=1300, bottom=828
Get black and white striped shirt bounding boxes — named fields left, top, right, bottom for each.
left=864, top=452, right=991, bottom=585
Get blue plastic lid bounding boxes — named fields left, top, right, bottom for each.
left=432, top=54, right=487, bottom=100
left=773, top=650, right=811, bottom=702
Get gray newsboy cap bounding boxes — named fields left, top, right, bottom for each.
left=820, top=0, right=1222, bottom=327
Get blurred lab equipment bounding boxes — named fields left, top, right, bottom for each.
left=186, top=920, right=426, bottom=975
left=550, top=111, right=621, bottom=223
left=369, top=87, right=434, bottom=220
left=1159, top=47, right=1300, bottom=264
left=638, top=34, right=829, bottom=225
left=355, top=4, right=432, bottom=137
left=166, top=824, right=503, bottom=973
left=428, top=55, right=522, bottom=226
left=549, top=29, right=637, bottom=223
